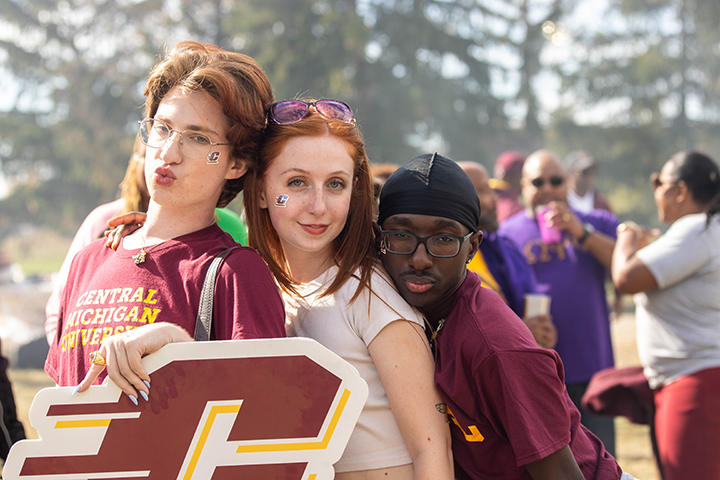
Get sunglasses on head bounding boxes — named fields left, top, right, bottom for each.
left=530, top=176, right=564, bottom=188
left=268, top=99, right=355, bottom=125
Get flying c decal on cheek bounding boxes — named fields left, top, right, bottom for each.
left=206, top=151, right=221, bottom=164
left=275, top=194, right=289, bottom=207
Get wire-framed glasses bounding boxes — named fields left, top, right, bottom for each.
left=138, top=118, right=232, bottom=162
left=380, top=230, right=474, bottom=258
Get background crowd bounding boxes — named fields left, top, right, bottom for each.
left=1, top=5, right=720, bottom=478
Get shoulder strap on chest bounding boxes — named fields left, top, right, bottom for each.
left=194, top=246, right=239, bottom=341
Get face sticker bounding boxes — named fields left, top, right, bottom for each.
left=274, top=194, right=289, bottom=207
left=206, top=151, right=221, bottom=164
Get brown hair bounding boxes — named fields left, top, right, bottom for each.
left=118, top=134, right=150, bottom=214
left=144, top=41, right=274, bottom=207
left=244, top=108, right=375, bottom=301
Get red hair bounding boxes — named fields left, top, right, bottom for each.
left=244, top=109, right=375, bottom=301
left=144, top=41, right=274, bottom=207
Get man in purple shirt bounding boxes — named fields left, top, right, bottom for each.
left=459, top=162, right=556, bottom=349
left=498, top=149, right=619, bottom=455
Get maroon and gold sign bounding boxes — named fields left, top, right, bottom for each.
left=4, top=338, right=368, bottom=479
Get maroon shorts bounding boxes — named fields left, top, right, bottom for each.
left=653, top=366, right=720, bottom=480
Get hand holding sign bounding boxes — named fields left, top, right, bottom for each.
left=4, top=338, right=368, bottom=480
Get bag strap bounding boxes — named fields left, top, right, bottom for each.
left=194, top=247, right=239, bottom=341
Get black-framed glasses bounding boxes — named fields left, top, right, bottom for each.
left=138, top=118, right=232, bottom=162
left=530, top=176, right=564, bottom=188
left=380, top=230, right=474, bottom=258
left=268, top=99, right=355, bottom=125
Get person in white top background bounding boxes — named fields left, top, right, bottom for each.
left=612, top=150, right=720, bottom=480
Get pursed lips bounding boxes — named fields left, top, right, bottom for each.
left=153, top=166, right=177, bottom=187
left=155, top=165, right=176, bottom=178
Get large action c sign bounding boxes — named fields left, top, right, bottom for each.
left=4, top=338, right=368, bottom=479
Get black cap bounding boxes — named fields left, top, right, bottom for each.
left=377, top=153, right=481, bottom=232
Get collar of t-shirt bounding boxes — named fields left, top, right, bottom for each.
left=567, top=189, right=595, bottom=213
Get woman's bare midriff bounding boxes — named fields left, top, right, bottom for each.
left=335, top=464, right=414, bottom=480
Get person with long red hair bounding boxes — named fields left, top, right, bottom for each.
left=243, top=99, right=453, bottom=479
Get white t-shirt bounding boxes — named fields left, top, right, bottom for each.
left=635, top=213, right=720, bottom=388
left=284, top=264, right=423, bottom=472
left=567, top=188, right=596, bottom=213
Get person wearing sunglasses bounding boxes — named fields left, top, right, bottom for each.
left=243, top=99, right=454, bottom=479
left=612, top=151, right=720, bottom=480
left=458, top=161, right=557, bottom=350
left=498, top=149, right=620, bottom=456
left=56, top=41, right=285, bottom=394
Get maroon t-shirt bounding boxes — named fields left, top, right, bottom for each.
left=435, top=272, right=622, bottom=479
left=46, top=224, right=285, bottom=386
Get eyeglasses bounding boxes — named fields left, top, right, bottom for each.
left=530, top=176, right=564, bottom=188
left=380, top=230, right=474, bottom=258
left=138, top=118, right=232, bottom=162
left=650, top=173, right=679, bottom=191
left=268, top=99, right=355, bottom=125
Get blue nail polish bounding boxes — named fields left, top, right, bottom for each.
left=139, top=390, right=149, bottom=402
left=71, top=385, right=81, bottom=396
left=143, top=380, right=151, bottom=389
left=128, top=394, right=138, bottom=406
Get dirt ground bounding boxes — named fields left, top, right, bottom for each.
left=4, top=313, right=660, bottom=479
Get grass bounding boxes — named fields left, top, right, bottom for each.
left=4, top=313, right=660, bottom=478
left=1, top=227, right=71, bottom=277
left=611, top=312, right=661, bottom=480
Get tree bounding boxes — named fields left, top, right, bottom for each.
left=545, top=0, right=720, bottom=226
left=0, top=0, right=235, bottom=233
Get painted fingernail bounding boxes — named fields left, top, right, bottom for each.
left=139, top=390, right=149, bottom=402
left=143, top=380, right=151, bottom=389
left=128, top=394, right=138, bottom=406
left=72, top=385, right=81, bottom=396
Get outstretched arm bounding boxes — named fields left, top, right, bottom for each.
left=75, top=323, right=193, bottom=403
left=368, top=320, right=454, bottom=480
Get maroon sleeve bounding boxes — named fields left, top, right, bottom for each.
left=212, top=248, right=286, bottom=340
left=475, top=350, right=572, bottom=466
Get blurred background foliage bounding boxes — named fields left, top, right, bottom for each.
left=1, top=0, right=720, bottom=253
